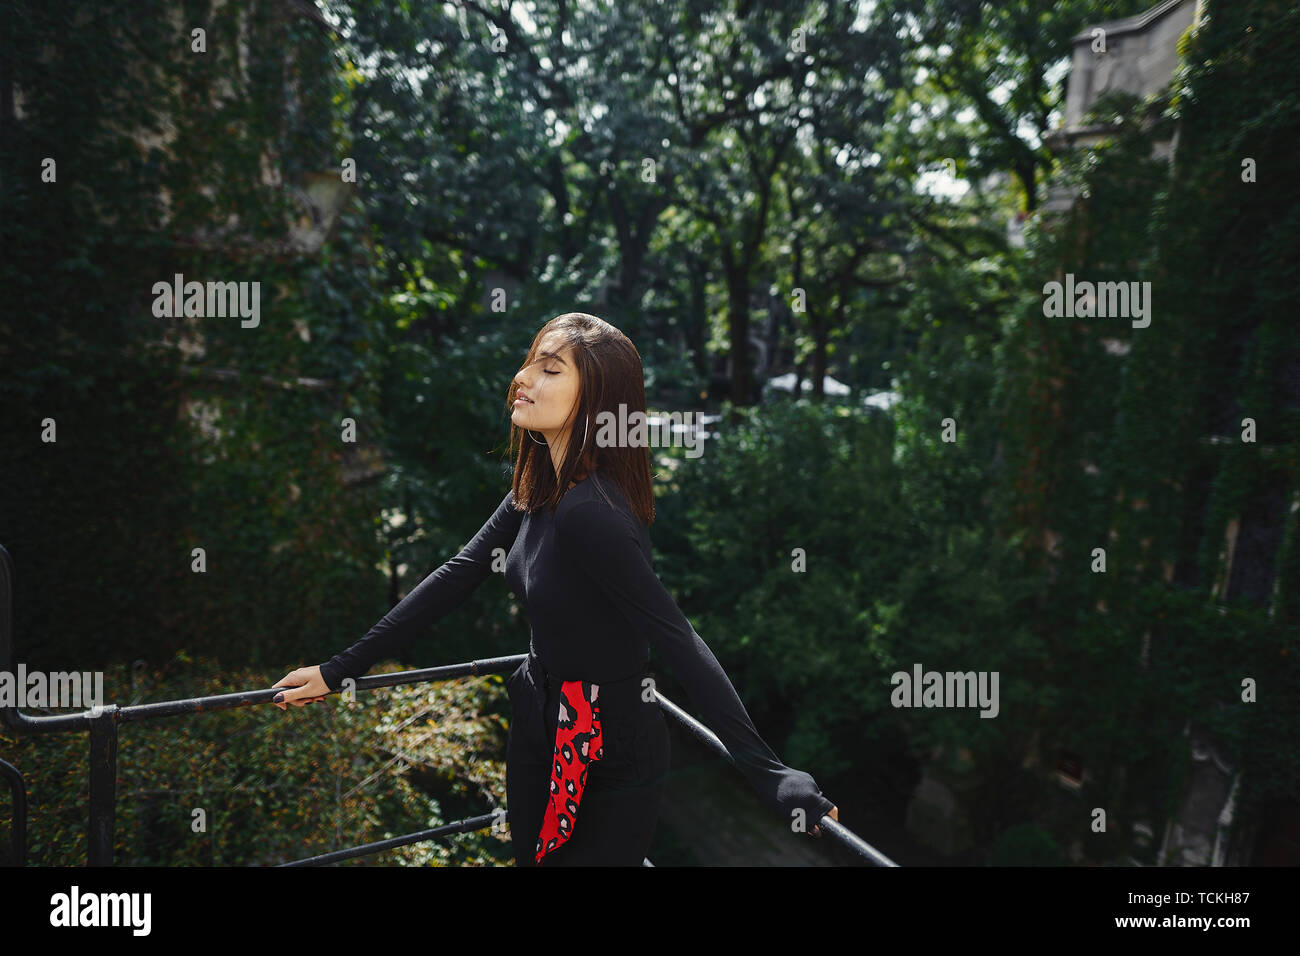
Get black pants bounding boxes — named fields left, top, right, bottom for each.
left=505, top=651, right=670, bottom=866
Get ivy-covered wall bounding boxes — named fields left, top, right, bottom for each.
left=996, top=0, right=1300, bottom=859
left=0, top=0, right=389, bottom=673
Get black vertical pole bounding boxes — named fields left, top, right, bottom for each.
left=88, top=706, right=119, bottom=866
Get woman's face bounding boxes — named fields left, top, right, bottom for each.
left=511, top=332, right=580, bottom=443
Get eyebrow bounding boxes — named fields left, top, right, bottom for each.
left=534, top=350, right=569, bottom=366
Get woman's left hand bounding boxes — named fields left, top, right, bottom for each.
left=811, top=805, right=839, bottom=838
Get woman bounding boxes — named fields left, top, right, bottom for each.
left=273, top=312, right=839, bottom=866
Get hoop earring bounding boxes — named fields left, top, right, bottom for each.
left=527, top=414, right=588, bottom=449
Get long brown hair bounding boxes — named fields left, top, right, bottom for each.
left=505, top=312, right=656, bottom=526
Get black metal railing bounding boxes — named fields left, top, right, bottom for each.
left=0, top=544, right=897, bottom=867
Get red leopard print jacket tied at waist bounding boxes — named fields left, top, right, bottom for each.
left=535, top=680, right=603, bottom=864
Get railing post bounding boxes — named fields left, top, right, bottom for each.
left=87, top=705, right=120, bottom=866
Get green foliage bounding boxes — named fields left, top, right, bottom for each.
left=661, top=401, right=902, bottom=776
left=989, top=822, right=1064, bottom=866
left=0, top=658, right=514, bottom=866
left=971, top=0, right=1300, bottom=857
left=0, top=0, right=387, bottom=672
left=655, top=399, right=1046, bottom=810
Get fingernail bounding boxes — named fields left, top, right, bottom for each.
left=273, top=693, right=284, bottom=703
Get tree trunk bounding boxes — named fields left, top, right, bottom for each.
left=728, top=267, right=751, bottom=407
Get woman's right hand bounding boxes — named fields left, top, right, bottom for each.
left=271, top=665, right=331, bottom=711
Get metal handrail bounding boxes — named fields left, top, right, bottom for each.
left=0, top=543, right=897, bottom=867
left=278, top=811, right=503, bottom=867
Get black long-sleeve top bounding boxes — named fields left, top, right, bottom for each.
left=318, top=472, right=835, bottom=827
